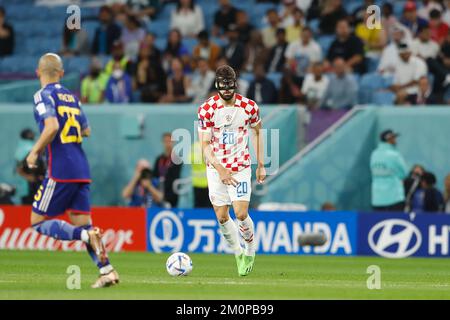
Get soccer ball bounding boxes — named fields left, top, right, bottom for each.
left=166, top=252, right=193, bottom=276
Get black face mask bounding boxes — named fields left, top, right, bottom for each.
left=216, top=77, right=237, bottom=100
left=90, top=69, right=100, bottom=78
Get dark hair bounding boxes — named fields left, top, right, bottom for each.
left=162, top=132, right=171, bottom=139
left=0, top=6, right=5, bottom=16
left=99, top=5, right=112, bottom=15
left=429, top=9, right=442, bottom=19
left=127, top=14, right=141, bottom=28
left=20, top=128, right=34, bottom=140
left=266, top=8, right=278, bottom=16
left=382, top=3, right=393, bottom=16
left=422, top=172, right=437, bottom=186
left=198, top=30, right=209, bottom=40
left=140, top=168, right=153, bottom=181
left=276, top=28, right=286, bottom=35
left=216, top=65, right=236, bottom=80
left=177, top=0, right=195, bottom=12
left=166, top=29, right=182, bottom=56
left=302, top=26, right=312, bottom=34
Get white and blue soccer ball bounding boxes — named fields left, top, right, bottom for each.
left=166, top=252, right=193, bottom=276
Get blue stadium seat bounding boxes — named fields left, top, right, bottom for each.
left=359, top=72, right=385, bottom=104
left=267, top=72, right=282, bottom=89
left=182, top=38, right=198, bottom=54
left=372, top=91, right=396, bottom=106
left=154, top=37, right=167, bottom=51
left=367, top=56, right=380, bottom=73
left=158, top=3, right=176, bottom=21
left=240, top=72, right=254, bottom=83
left=65, top=56, right=91, bottom=75
left=148, top=19, right=170, bottom=38
left=308, top=19, right=320, bottom=35
left=317, top=35, right=335, bottom=54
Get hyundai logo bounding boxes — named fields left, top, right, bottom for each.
left=368, top=219, right=421, bottom=258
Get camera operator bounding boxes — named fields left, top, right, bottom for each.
left=15, top=128, right=46, bottom=204
left=122, top=159, right=165, bottom=208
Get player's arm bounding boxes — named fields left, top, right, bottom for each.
left=199, top=131, right=238, bottom=187
left=26, top=117, right=59, bottom=169
left=250, top=121, right=266, bottom=184
left=82, top=127, right=91, bottom=137
left=79, top=103, right=91, bottom=137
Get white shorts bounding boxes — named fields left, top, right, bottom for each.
left=206, top=166, right=252, bottom=206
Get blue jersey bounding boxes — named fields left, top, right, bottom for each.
left=33, top=83, right=91, bottom=183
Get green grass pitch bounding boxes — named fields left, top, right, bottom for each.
left=1, top=250, right=450, bottom=299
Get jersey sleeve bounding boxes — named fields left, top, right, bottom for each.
left=34, top=89, right=56, bottom=121
left=248, top=101, right=261, bottom=127
left=197, top=101, right=214, bottom=133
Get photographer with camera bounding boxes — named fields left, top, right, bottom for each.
left=15, top=128, right=46, bottom=204
left=122, top=159, right=165, bottom=208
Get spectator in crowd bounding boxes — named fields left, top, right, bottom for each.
left=326, top=19, right=366, bottom=74
left=14, top=129, right=45, bottom=205
left=243, top=30, right=268, bottom=73
left=286, top=7, right=304, bottom=43
left=160, top=57, right=192, bottom=103
left=262, top=8, right=281, bottom=48
left=400, top=1, right=428, bottom=36
left=133, top=37, right=166, bottom=103
left=411, top=24, right=440, bottom=60
left=301, top=61, right=329, bottom=109
left=279, top=0, right=299, bottom=28
left=105, top=61, right=133, bottom=103
left=404, top=164, right=425, bottom=212
left=444, top=173, right=450, bottom=213
left=389, top=42, right=428, bottom=105
left=278, top=67, right=303, bottom=103
left=418, top=0, right=444, bottom=20
left=285, top=26, right=322, bottom=76
left=319, top=0, right=348, bottom=35
left=444, top=0, right=450, bottom=26
left=104, top=41, right=133, bottom=77
left=212, top=0, right=238, bottom=37
left=350, top=0, right=375, bottom=26
left=125, top=0, right=161, bottom=22
left=61, top=24, right=89, bottom=57
left=370, top=129, right=408, bottom=212
left=355, top=9, right=387, bottom=58
left=381, top=2, right=401, bottom=42
left=429, top=9, right=449, bottom=44
left=170, top=0, right=205, bottom=38
left=235, top=10, right=254, bottom=44
left=411, top=171, right=445, bottom=212
left=163, top=28, right=190, bottom=72
left=0, top=6, right=14, bottom=57
left=190, top=141, right=209, bottom=208
left=414, top=76, right=441, bottom=104
left=188, top=57, right=215, bottom=103
left=247, top=64, right=278, bottom=104
left=378, top=25, right=410, bottom=75
left=81, top=58, right=107, bottom=104
left=122, top=159, right=163, bottom=208
left=92, top=5, right=122, bottom=55
left=192, top=31, right=221, bottom=70
left=222, top=24, right=246, bottom=71
left=265, top=28, right=288, bottom=73
left=153, top=133, right=182, bottom=208
left=321, top=58, right=358, bottom=109
left=120, top=14, right=146, bottom=62
left=428, top=33, right=450, bottom=97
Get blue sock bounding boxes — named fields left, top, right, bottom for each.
left=81, top=225, right=111, bottom=270
left=33, top=220, right=83, bottom=241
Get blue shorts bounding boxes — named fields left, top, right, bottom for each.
left=32, top=178, right=91, bottom=217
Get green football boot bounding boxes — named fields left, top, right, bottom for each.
left=238, top=254, right=255, bottom=276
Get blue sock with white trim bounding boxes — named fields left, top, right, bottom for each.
left=32, top=220, right=83, bottom=241
left=81, top=225, right=112, bottom=274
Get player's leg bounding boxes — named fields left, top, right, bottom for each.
left=30, top=178, right=90, bottom=243
left=229, top=167, right=255, bottom=276
left=207, top=167, right=244, bottom=273
left=69, top=212, right=119, bottom=288
left=68, top=183, right=119, bottom=288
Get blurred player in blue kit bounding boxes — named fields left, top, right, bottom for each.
left=26, top=53, right=119, bottom=288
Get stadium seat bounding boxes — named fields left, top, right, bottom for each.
left=267, top=72, right=282, bottom=90
left=240, top=72, right=254, bottom=83
left=148, top=19, right=170, bottom=38
left=182, top=38, right=198, bottom=54
left=65, top=56, right=91, bottom=75
left=367, top=56, right=380, bottom=73
left=317, top=35, right=335, bottom=54
left=308, top=19, right=320, bottom=35
left=372, top=91, right=396, bottom=106
left=158, top=3, right=176, bottom=21
left=154, top=37, right=167, bottom=51
left=359, top=72, right=386, bottom=104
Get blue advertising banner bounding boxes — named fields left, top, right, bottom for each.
left=358, top=212, right=450, bottom=258
left=147, top=208, right=357, bottom=255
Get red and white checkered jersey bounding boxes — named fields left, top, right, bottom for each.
left=198, top=94, right=261, bottom=172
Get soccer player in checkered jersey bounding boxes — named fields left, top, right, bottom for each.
left=197, top=65, right=266, bottom=276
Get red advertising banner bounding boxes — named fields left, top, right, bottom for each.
left=0, top=206, right=147, bottom=252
